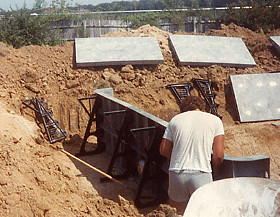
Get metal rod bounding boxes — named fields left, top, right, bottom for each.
left=104, top=110, right=126, bottom=115
left=78, top=96, right=96, bottom=117
left=22, top=99, right=40, bottom=113
left=130, top=126, right=157, bottom=133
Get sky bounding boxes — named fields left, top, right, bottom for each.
left=1, top=0, right=135, bottom=11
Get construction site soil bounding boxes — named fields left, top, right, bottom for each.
left=0, top=23, right=280, bottom=216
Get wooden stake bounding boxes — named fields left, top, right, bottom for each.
left=60, top=149, right=128, bottom=189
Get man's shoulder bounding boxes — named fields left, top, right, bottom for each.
left=204, top=112, right=223, bottom=124
left=171, top=112, right=189, bottom=120
left=191, top=111, right=223, bottom=126
left=170, top=111, right=221, bottom=122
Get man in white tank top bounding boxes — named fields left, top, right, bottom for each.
left=160, top=96, right=224, bottom=215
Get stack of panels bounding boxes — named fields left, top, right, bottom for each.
left=169, top=35, right=256, bottom=67
left=75, top=37, right=164, bottom=67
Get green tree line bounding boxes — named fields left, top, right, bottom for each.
left=0, top=0, right=83, bottom=48
left=76, top=0, right=273, bottom=11
left=0, top=9, right=62, bottom=48
left=0, top=0, right=279, bottom=48
left=219, top=0, right=280, bottom=32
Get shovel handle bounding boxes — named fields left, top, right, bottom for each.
left=61, top=149, right=128, bottom=189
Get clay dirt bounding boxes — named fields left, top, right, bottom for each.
left=0, top=23, right=280, bottom=216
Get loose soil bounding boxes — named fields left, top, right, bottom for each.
left=0, top=23, right=280, bottom=216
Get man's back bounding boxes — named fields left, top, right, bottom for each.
left=160, top=96, right=225, bottom=215
left=164, top=110, right=224, bottom=172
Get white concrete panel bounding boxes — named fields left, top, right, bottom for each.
left=269, top=36, right=280, bottom=54
left=169, top=35, right=256, bottom=67
left=230, top=72, right=280, bottom=122
left=75, top=37, right=164, bottom=67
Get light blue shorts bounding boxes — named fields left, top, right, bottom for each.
left=168, top=170, right=213, bottom=202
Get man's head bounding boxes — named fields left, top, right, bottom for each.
left=180, top=96, right=206, bottom=113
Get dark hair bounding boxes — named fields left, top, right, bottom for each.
left=179, top=96, right=206, bottom=113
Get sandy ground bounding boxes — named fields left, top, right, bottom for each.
left=0, top=23, right=280, bottom=216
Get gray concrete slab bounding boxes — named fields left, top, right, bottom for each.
left=75, top=37, right=164, bottom=67
left=230, top=72, right=280, bottom=122
left=269, top=36, right=280, bottom=54
left=169, top=35, right=256, bottom=67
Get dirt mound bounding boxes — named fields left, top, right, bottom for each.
left=207, top=23, right=280, bottom=71
left=0, top=102, right=146, bottom=216
left=0, top=23, right=280, bottom=216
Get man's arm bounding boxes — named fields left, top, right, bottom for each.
left=212, top=134, right=224, bottom=178
left=159, top=138, right=173, bottom=159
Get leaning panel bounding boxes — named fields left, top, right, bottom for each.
left=169, top=35, right=256, bottom=67
left=269, top=36, right=280, bottom=54
left=230, top=72, right=280, bottom=122
left=75, top=37, right=164, bottom=67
